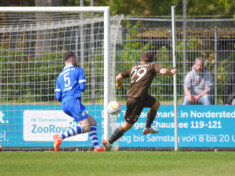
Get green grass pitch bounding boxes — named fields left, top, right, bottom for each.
left=0, top=151, right=235, bottom=176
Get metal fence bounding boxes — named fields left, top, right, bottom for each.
left=0, top=15, right=234, bottom=151
left=115, top=18, right=235, bottom=105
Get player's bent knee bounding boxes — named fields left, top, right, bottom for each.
left=90, top=120, right=97, bottom=126
left=203, top=94, right=210, bottom=99
left=82, top=125, right=90, bottom=133
left=88, top=114, right=97, bottom=126
left=79, top=118, right=90, bottom=132
left=152, top=101, right=160, bottom=110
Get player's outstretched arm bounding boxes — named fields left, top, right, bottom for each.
left=160, top=68, right=177, bottom=76
left=116, top=74, right=123, bottom=89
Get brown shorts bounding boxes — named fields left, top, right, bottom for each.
left=124, top=95, right=156, bottom=124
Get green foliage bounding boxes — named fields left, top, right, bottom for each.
left=64, top=0, right=235, bottom=17
left=1, top=0, right=234, bottom=17
left=187, top=0, right=234, bottom=17
left=83, top=51, right=105, bottom=104
left=117, top=21, right=233, bottom=104
left=0, top=23, right=233, bottom=104
left=0, top=51, right=64, bottom=103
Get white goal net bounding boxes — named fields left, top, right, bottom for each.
left=0, top=7, right=123, bottom=150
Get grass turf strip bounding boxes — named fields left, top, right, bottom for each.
left=0, top=151, right=234, bottom=176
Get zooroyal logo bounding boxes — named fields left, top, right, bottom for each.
left=31, top=125, right=72, bottom=134
left=23, top=110, right=88, bottom=141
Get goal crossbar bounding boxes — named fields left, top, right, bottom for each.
left=0, top=6, right=109, bottom=13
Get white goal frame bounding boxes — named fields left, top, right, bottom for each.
left=0, top=6, right=111, bottom=141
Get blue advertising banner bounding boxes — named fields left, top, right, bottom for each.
left=0, top=105, right=234, bottom=147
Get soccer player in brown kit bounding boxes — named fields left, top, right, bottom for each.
left=102, top=52, right=177, bottom=150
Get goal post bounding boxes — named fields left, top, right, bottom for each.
left=171, top=6, right=178, bottom=151
left=0, top=6, right=122, bottom=150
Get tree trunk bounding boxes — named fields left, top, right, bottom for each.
left=35, top=0, right=62, bottom=6
left=35, top=0, right=63, bottom=55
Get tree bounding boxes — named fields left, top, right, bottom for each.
left=34, top=0, right=63, bottom=54
left=35, top=0, right=63, bottom=6
left=82, top=0, right=235, bottom=17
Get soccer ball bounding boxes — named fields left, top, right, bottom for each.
left=107, top=100, right=121, bottom=115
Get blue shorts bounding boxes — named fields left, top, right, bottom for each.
left=62, top=98, right=88, bottom=122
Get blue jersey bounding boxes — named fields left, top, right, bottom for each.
left=55, top=65, right=86, bottom=104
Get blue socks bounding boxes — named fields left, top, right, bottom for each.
left=60, top=125, right=100, bottom=149
left=89, top=125, right=100, bottom=148
left=61, top=125, right=83, bottom=139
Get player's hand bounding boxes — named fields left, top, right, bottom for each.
left=191, top=96, right=197, bottom=104
left=194, top=95, right=200, bottom=102
left=171, top=69, right=177, bottom=75
left=187, top=95, right=193, bottom=102
left=116, top=83, right=122, bottom=89
left=116, top=74, right=123, bottom=89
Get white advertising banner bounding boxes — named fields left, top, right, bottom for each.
left=23, top=110, right=88, bottom=141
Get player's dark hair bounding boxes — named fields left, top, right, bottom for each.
left=63, top=51, right=76, bottom=62
left=141, top=52, right=153, bottom=63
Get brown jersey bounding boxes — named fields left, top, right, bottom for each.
left=121, top=63, right=162, bottom=99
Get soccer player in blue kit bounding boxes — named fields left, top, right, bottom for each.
left=54, top=52, right=105, bottom=152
